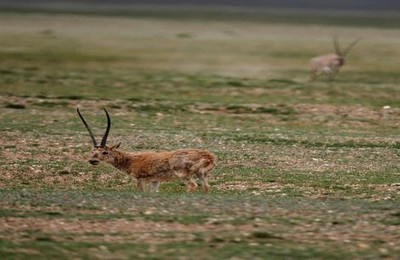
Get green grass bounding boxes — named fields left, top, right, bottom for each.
left=0, top=190, right=399, bottom=258
left=1, top=69, right=400, bottom=106
left=0, top=9, right=400, bottom=259
left=0, top=240, right=370, bottom=259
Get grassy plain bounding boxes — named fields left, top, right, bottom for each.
left=0, top=9, right=400, bottom=259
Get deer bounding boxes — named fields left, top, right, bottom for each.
left=309, top=37, right=360, bottom=81
left=77, top=108, right=216, bottom=193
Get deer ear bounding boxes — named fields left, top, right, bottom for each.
left=112, top=142, right=121, bottom=149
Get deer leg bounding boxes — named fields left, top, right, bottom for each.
left=136, top=179, right=146, bottom=192
left=309, top=70, right=321, bottom=82
left=328, top=71, right=338, bottom=81
left=200, top=177, right=209, bottom=193
left=196, top=173, right=209, bottom=193
left=150, top=181, right=160, bottom=193
left=185, top=178, right=198, bottom=192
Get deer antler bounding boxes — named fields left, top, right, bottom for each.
left=342, top=38, right=360, bottom=57
left=333, top=36, right=342, bottom=56
left=100, top=108, right=111, bottom=148
left=77, top=107, right=98, bottom=147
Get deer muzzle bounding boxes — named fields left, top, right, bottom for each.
left=88, top=158, right=100, bottom=165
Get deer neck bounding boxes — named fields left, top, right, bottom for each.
left=108, top=149, right=134, bottom=173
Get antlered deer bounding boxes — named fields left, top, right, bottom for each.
left=77, top=108, right=216, bottom=193
left=310, top=37, right=360, bottom=81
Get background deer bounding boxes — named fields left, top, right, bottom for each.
left=309, top=37, right=360, bottom=81
left=77, top=108, right=216, bottom=193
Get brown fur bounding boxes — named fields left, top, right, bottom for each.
left=310, top=54, right=344, bottom=81
left=309, top=37, right=359, bottom=81
left=88, top=144, right=216, bottom=193
left=77, top=107, right=216, bottom=193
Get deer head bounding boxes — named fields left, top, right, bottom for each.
left=333, top=36, right=360, bottom=61
left=77, top=108, right=120, bottom=165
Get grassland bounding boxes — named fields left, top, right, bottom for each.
left=0, top=9, right=400, bottom=259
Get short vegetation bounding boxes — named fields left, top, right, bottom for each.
left=0, top=7, right=400, bottom=259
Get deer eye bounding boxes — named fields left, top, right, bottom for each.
left=102, top=151, right=109, bottom=155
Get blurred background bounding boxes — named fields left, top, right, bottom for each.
left=1, top=0, right=400, bottom=10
